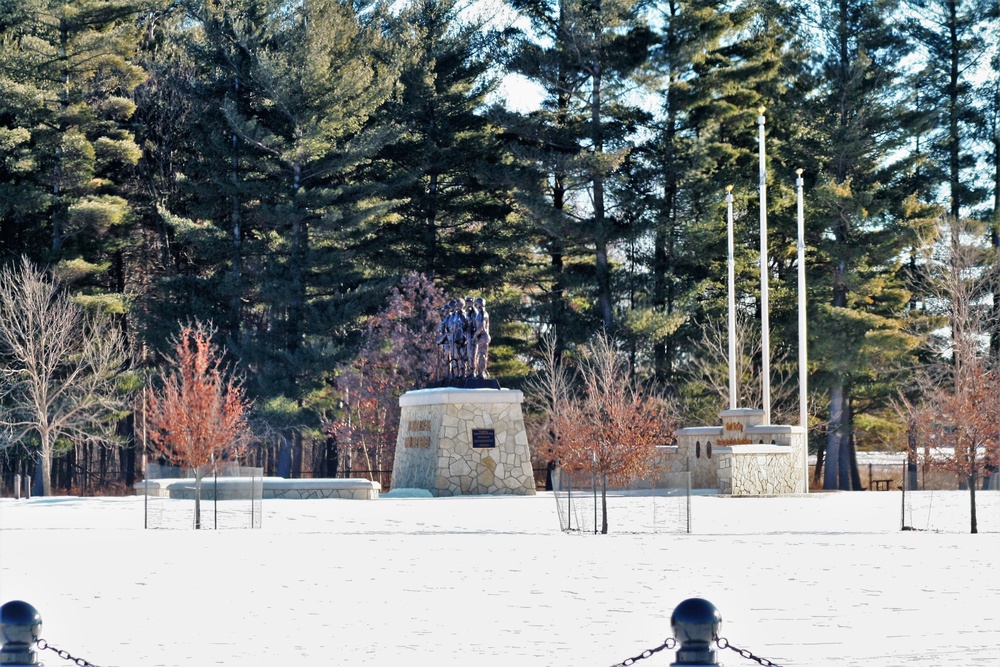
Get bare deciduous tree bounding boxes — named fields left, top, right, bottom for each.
left=909, top=216, right=1000, bottom=532
left=0, top=257, right=130, bottom=496
left=684, top=310, right=800, bottom=425
left=524, top=332, right=572, bottom=488
left=331, top=273, right=446, bottom=481
left=540, top=332, right=675, bottom=533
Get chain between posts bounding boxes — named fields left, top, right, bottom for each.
left=610, top=637, right=676, bottom=666
left=37, top=638, right=101, bottom=667
left=612, top=636, right=783, bottom=667
left=717, top=637, right=783, bottom=667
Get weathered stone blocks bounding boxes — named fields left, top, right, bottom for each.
left=660, top=409, right=808, bottom=495
left=392, top=388, right=536, bottom=497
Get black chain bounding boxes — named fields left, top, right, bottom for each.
left=717, top=637, right=783, bottom=667
left=36, top=638, right=101, bottom=667
left=610, top=637, right=676, bottom=666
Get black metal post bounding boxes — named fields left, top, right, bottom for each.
left=670, top=598, right=721, bottom=666
left=0, top=600, right=42, bottom=666
left=566, top=473, right=572, bottom=531
left=592, top=456, right=597, bottom=535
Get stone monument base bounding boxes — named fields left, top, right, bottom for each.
left=391, top=388, right=535, bottom=496
left=661, top=409, right=807, bottom=495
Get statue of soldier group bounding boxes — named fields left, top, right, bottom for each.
left=436, top=296, right=490, bottom=381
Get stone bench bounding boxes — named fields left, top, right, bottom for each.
left=135, top=477, right=381, bottom=500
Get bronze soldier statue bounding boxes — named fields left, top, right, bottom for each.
left=472, top=297, right=490, bottom=378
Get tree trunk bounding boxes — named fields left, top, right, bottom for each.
left=333, top=439, right=342, bottom=478
left=947, top=0, right=961, bottom=220
left=848, top=423, right=861, bottom=491
left=277, top=436, right=291, bottom=478
left=550, top=12, right=570, bottom=351
left=99, top=445, right=108, bottom=488
left=122, top=444, right=136, bottom=488
left=591, top=58, right=612, bottom=329
left=83, top=441, right=91, bottom=495
left=600, top=473, right=608, bottom=534
left=291, top=430, right=303, bottom=478
left=39, top=431, right=53, bottom=496
left=51, top=17, right=70, bottom=256
left=63, top=446, right=75, bottom=491
left=652, top=225, right=668, bottom=378
left=907, top=419, right=919, bottom=491
left=843, top=398, right=859, bottom=490
left=813, top=443, right=825, bottom=486
left=824, top=383, right=844, bottom=489
left=194, top=472, right=202, bottom=530
left=230, top=77, right=243, bottom=343
left=992, top=223, right=998, bottom=356
left=426, top=170, right=439, bottom=272
left=968, top=471, right=977, bottom=534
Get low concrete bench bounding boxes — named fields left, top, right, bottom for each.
left=135, top=477, right=381, bottom=500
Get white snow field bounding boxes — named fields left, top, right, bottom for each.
left=1, top=490, right=998, bottom=667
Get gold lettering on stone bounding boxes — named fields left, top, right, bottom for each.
left=408, top=420, right=431, bottom=432
left=405, top=436, right=430, bottom=448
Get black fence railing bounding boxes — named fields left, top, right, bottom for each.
left=2, top=597, right=784, bottom=667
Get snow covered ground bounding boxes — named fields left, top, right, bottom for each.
left=1, top=490, right=998, bottom=667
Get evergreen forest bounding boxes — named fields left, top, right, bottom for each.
left=1, top=0, right=998, bottom=494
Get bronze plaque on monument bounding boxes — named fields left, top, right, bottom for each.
left=471, top=429, right=496, bottom=448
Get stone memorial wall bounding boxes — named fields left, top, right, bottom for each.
left=644, top=409, right=807, bottom=495
left=392, top=388, right=535, bottom=496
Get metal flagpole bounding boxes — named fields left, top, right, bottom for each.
left=758, top=107, right=771, bottom=425
left=726, top=185, right=737, bottom=410
left=796, top=169, right=809, bottom=492
left=796, top=169, right=807, bottom=429
left=142, top=388, right=148, bottom=530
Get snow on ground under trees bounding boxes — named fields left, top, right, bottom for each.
left=1, top=490, right=998, bottom=666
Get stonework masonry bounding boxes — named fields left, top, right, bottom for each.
left=392, top=388, right=536, bottom=496
left=648, top=409, right=808, bottom=495
left=136, top=477, right=381, bottom=499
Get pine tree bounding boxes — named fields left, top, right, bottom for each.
left=507, top=0, right=656, bottom=339
left=356, top=0, right=528, bottom=293
left=151, top=0, right=400, bottom=407
left=981, top=47, right=1000, bottom=355
left=796, top=0, right=924, bottom=489
left=124, top=1, right=232, bottom=349
left=502, top=0, right=591, bottom=353
left=0, top=0, right=147, bottom=312
left=904, top=0, right=998, bottom=220
left=638, top=0, right=789, bottom=383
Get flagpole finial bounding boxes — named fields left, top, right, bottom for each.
left=726, top=184, right=733, bottom=193
left=796, top=168, right=804, bottom=176
left=757, top=105, right=766, bottom=116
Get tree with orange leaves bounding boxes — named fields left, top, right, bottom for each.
left=915, top=362, right=1000, bottom=533
left=908, top=216, right=1000, bottom=533
left=145, top=321, right=251, bottom=528
left=547, top=333, right=675, bottom=533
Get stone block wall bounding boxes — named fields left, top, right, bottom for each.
left=720, top=446, right=803, bottom=495
left=135, top=478, right=381, bottom=499
left=392, top=388, right=536, bottom=496
left=657, top=409, right=807, bottom=495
